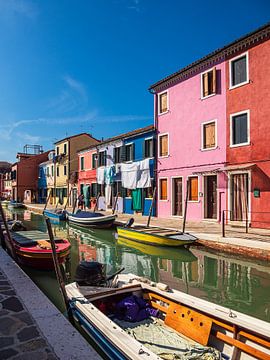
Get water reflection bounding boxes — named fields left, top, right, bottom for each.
left=4, top=209, right=270, bottom=322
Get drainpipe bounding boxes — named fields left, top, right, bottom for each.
left=149, top=87, right=158, bottom=218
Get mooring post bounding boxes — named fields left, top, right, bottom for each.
left=222, top=210, right=225, bottom=237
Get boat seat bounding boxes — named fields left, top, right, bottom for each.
left=144, top=292, right=212, bottom=346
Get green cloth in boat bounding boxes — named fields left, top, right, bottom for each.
left=114, top=318, right=221, bottom=360
left=131, top=189, right=142, bottom=211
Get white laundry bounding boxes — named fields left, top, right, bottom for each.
left=105, top=184, right=112, bottom=206
left=137, top=159, right=151, bottom=189
left=97, top=167, right=105, bottom=184
left=121, top=162, right=139, bottom=189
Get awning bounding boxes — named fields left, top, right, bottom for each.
left=192, top=168, right=221, bottom=175
left=224, top=163, right=256, bottom=172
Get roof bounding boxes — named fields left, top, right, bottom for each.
left=54, top=132, right=99, bottom=145
left=78, top=125, right=155, bottom=153
left=149, top=22, right=270, bottom=92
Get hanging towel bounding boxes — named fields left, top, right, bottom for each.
left=83, top=185, right=90, bottom=208
left=121, top=162, right=138, bottom=189
left=97, top=167, right=105, bottom=184
left=132, top=189, right=142, bottom=211
left=137, top=159, right=151, bottom=189
left=105, top=184, right=112, bottom=206
left=105, top=166, right=116, bottom=185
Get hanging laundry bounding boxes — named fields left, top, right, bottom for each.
left=83, top=185, right=90, bottom=208
left=105, top=184, right=112, bottom=206
left=104, top=166, right=116, bottom=185
left=97, top=167, right=105, bottom=184
left=121, top=162, right=138, bottom=189
left=137, top=159, right=151, bottom=189
left=132, top=188, right=142, bottom=211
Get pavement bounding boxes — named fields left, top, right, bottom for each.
left=0, top=248, right=101, bottom=360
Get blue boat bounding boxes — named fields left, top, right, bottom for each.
left=8, top=201, right=25, bottom=209
left=43, top=209, right=66, bottom=222
left=67, top=210, right=116, bottom=229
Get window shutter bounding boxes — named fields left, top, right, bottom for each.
left=160, top=135, right=168, bottom=156
left=212, top=67, right=216, bottom=94
left=120, top=145, right=126, bottom=162
left=142, top=140, right=146, bottom=158
left=131, top=143, right=135, bottom=161
left=203, top=73, right=209, bottom=97
left=160, top=179, right=167, bottom=200
left=189, top=177, right=198, bottom=201
left=160, top=93, right=168, bottom=113
left=113, top=148, right=116, bottom=163
left=204, top=123, right=216, bottom=148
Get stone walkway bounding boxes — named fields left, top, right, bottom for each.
left=0, top=270, right=58, bottom=360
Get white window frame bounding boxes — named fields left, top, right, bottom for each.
left=202, top=174, right=218, bottom=221
left=158, top=133, right=169, bottom=158
left=187, top=175, right=200, bottom=203
left=113, top=145, right=121, bottom=164
left=158, top=90, right=169, bottom=115
left=159, top=177, right=168, bottom=202
left=171, top=176, right=184, bottom=217
left=144, top=136, right=154, bottom=159
left=91, top=152, right=97, bottom=169
left=230, top=110, right=250, bottom=148
left=229, top=52, right=249, bottom=90
left=80, top=156, right=85, bottom=171
left=200, top=67, right=216, bottom=100
left=201, top=119, right=218, bottom=151
left=125, top=142, right=134, bottom=163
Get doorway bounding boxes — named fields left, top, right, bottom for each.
left=230, top=173, right=249, bottom=221
left=204, top=175, right=217, bottom=219
left=172, top=177, right=183, bottom=216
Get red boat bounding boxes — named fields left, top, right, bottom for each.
left=4, top=230, right=70, bottom=270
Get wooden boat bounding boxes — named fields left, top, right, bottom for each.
left=8, top=201, right=25, bottom=209
left=3, top=230, right=70, bottom=270
left=117, top=225, right=197, bottom=247
left=67, top=210, right=116, bottom=229
left=66, top=272, right=270, bottom=360
left=43, top=209, right=66, bottom=222
left=117, top=236, right=197, bottom=262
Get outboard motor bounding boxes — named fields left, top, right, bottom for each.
left=75, top=261, right=106, bottom=286
left=124, top=217, right=134, bottom=228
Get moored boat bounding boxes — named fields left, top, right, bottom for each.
left=67, top=210, right=116, bottom=229
left=8, top=200, right=25, bottom=209
left=66, top=266, right=270, bottom=360
left=1, top=200, right=10, bottom=208
left=117, top=224, right=197, bottom=247
left=3, top=230, right=70, bottom=270
left=43, top=209, right=66, bottom=222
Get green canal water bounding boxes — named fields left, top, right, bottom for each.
left=5, top=208, right=270, bottom=323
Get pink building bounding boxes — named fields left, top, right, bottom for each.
left=150, top=59, right=227, bottom=221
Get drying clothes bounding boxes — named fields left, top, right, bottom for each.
left=83, top=185, right=90, bottom=208
left=104, top=166, right=116, bottom=185
left=132, top=189, right=142, bottom=211
left=105, top=184, right=112, bottom=206
left=115, top=295, right=159, bottom=323
left=121, top=162, right=139, bottom=189
left=97, top=167, right=105, bottom=184
left=137, top=159, right=151, bottom=189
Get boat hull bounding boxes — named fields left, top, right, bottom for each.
left=43, top=209, right=66, bottom=221
left=67, top=212, right=116, bottom=229
left=117, top=227, right=196, bottom=247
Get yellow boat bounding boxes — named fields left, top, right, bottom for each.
left=117, top=225, right=197, bottom=247
left=117, top=236, right=197, bottom=261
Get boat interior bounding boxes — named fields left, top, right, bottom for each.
left=72, top=281, right=270, bottom=360
left=11, top=231, right=65, bottom=248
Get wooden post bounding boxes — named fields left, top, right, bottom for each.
left=147, top=187, right=156, bottom=228
left=112, top=192, right=119, bottom=214
left=182, top=179, right=189, bottom=233
left=94, top=192, right=100, bottom=213
left=222, top=210, right=225, bottom=237
left=43, top=188, right=51, bottom=213
left=55, top=198, right=59, bottom=210
left=45, top=218, right=74, bottom=324
left=0, top=202, right=17, bottom=260
left=64, top=188, right=72, bottom=210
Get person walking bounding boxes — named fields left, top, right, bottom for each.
left=78, top=193, right=85, bottom=210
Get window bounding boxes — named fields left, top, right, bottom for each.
left=80, top=157, right=85, bottom=171
left=92, top=153, right=97, bottom=169
left=113, top=181, right=122, bottom=197
left=56, top=167, right=59, bottom=177
left=51, top=166, right=54, bottom=177
left=56, top=147, right=59, bottom=155
left=159, top=134, right=168, bottom=157
left=63, top=143, right=67, bottom=154
left=145, top=180, right=154, bottom=198
left=158, top=91, right=168, bottom=114
left=230, top=53, right=248, bottom=88
left=230, top=111, right=249, bottom=146
left=91, top=183, right=98, bottom=197
left=125, top=144, right=134, bottom=162
left=98, top=184, right=105, bottom=196
left=114, top=147, right=121, bottom=164
left=144, top=138, right=154, bottom=158
left=188, top=177, right=198, bottom=201
left=159, top=178, right=167, bottom=200
left=202, top=121, right=216, bottom=150
left=46, top=167, right=49, bottom=177
left=201, top=68, right=216, bottom=98
left=64, top=165, right=67, bottom=176
left=98, top=151, right=106, bottom=166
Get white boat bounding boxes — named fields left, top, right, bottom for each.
left=67, top=210, right=116, bottom=229
left=66, top=269, right=270, bottom=360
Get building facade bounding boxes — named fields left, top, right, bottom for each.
left=0, top=162, right=12, bottom=198
left=38, top=151, right=55, bottom=203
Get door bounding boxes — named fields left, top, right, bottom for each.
left=204, top=175, right=217, bottom=219
left=231, top=173, right=248, bottom=221
left=173, top=178, right=183, bottom=216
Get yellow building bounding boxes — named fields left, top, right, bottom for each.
left=51, top=133, right=99, bottom=207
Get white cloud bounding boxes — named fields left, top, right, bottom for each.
left=16, top=131, right=40, bottom=143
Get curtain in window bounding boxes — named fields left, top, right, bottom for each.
left=232, top=56, right=247, bottom=86
left=232, top=114, right=247, bottom=144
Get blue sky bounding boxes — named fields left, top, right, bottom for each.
left=0, top=0, right=269, bottom=162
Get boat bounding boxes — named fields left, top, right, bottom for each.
left=43, top=209, right=67, bottom=222
left=117, top=223, right=197, bottom=247
left=117, top=236, right=197, bottom=262
left=1, top=200, right=10, bottom=207
left=67, top=210, right=117, bottom=229
left=8, top=200, right=25, bottom=209
left=66, top=265, right=270, bottom=360
left=3, top=230, right=70, bottom=270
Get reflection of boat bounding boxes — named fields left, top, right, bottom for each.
left=43, top=209, right=66, bottom=222
left=1, top=200, right=9, bottom=207
left=117, top=236, right=197, bottom=262
left=117, top=225, right=197, bottom=247
left=67, top=211, right=116, bottom=229
left=8, top=201, right=25, bottom=209
left=3, top=230, right=70, bottom=270
left=66, top=271, right=270, bottom=360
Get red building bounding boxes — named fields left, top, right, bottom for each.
left=12, top=150, right=51, bottom=203
left=77, top=145, right=98, bottom=209
left=226, top=24, right=270, bottom=228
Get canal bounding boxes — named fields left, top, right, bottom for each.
left=5, top=208, right=270, bottom=323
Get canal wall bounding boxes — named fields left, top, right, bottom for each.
left=0, top=248, right=101, bottom=360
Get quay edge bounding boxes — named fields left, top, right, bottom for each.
left=0, top=248, right=101, bottom=360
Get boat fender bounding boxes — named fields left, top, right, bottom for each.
left=156, top=282, right=169, bottom=292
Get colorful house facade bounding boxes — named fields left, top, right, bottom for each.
left=38, top=151, right=55, bottom=203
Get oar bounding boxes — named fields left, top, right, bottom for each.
left=112, top=192, right=119, bottom=214
left=182, top=180, right=189, bottom=233
left=147, top=187, right=156, bottom=228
